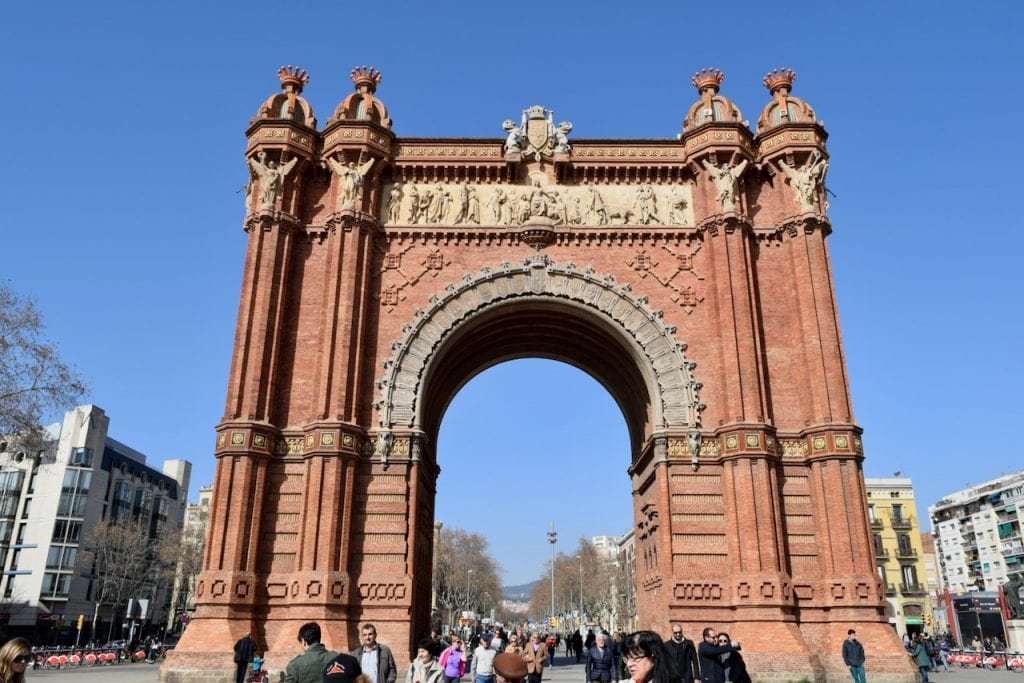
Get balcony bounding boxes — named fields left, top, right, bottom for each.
left=875, top=547, right=890, bottom=560
left=900, top=583, right=927, bottom=596
left=871, top=518, right=884, bottom=529
left=896, top=547, right=918, bottom=560
left=890, top=514, right=913, bottom=530
left=885, top=584, right=897, bottom=596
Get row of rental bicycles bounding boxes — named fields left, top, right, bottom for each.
left=30, top=646, right=161, bottom=669
left=948, top=650, right=1024, bottom=671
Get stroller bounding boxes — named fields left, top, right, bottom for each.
left=247, top=656, right=269, bottom=683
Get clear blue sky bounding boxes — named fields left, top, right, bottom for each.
left=3, top=1, right=1022, bottom=585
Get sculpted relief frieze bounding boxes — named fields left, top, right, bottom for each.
left=380, top=181, right=694, bottom=228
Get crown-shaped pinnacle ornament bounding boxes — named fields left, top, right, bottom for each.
left=764, top=68, right=796, bottom=95
left=278, top=65, right=310, bottom=93
left=692, top=68, right=725, bottom=95
left=351, top=66, right=382, bottom=94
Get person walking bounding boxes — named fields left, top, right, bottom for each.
left=715, top=634, right=750, bottom=683
left=697, top=628, right=732, bottom=683
left=471, top=633, right=498, bottom=683
left=439, top=636, right=468, bottom=683
left=665, top=625, right=698, bottom=683
left=572, top=631, right=584, bottom=664
left=406, top=640, right=444, bottom=683
left=585, top=632, right=615, bottom=683
left=0, top=638, right=31, bottom=683
left=283, top=623, right=337, bottom=683
left=841, top=629, right=866, bottom=683
left=522, top=633, right=548, bottom=683
left=545, top=634, right=557, bottom=666
left=234, top=632, right=258, bottom=683
left=910, top=634, right=932, bottom=683
left=350, top=623, right=397, bottom=683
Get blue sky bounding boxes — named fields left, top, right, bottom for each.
left=3, top=1, right=1022, bottom=584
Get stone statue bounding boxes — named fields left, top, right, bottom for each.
left=386, top=183, right=403, bottom=223
left=438, top=188, right=453, bottom=223
left=450, top=184, right=469, bottom=225
left=545, top=188, right=568, bottom=225
left=1005, top=575, right=1023, bottom=620
left=502, top=119, right=526, bottom=154
left=632, top=184, right=660, bottom=224
left=583, top=182, right=608, bottom=225
left=425, top=184, right=444, bottom=223
left=516, top=191, right=531, bottom=225
left=569, top=195, right=584, bottom=225
left=702, top=158, right=748, bottom=213
left=487, top=188, right=507, bottom=225
left=248, top=151, right=298, bottom=211
left=554, top=121, right=573, bottom=154
left=328, top=156, right=376, bottom=210
left=778, top=151, right=829, bottom=214
left=669, top=186, right=689, bottom=225
left=406, top=185, right=420, bottom=224
left=528, top=180, right=548, bottom=218
left=466, top=187, right=480, bottom=224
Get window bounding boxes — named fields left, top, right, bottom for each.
left=42, top=572, right=70, bottom=597
left=873, top=533, right=884, bottom=554
left=15, top=524, right=25, bottom=545
left=112, top=482, right=133, bottom=521
left=892, top=504, right=904, bottom=522
left=897, top=533, right=913, bottom=555
left=20, top=498, right=30, bottom=519
left=70, top=447, right=93, bottom=467
left=868, top=505, right=876, bottom=521
left=4, top=575, right=14, bottom=598
left=902, top=564, right=919, bottom=586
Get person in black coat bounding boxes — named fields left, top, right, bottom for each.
left=665, top=626, right=698, bottom=683
left=697, top=628, right=732, bottom=683
left=233, top=633, right=257, bottom=683
left=715, top=633, right=750, bottom=683
left=586, top=633, right=616, bottom=683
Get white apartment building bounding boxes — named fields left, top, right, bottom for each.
left=929, top=471, right=1024, bottom=594
left=0, top=405, right=190, bottom=643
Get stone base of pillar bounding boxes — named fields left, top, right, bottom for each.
left=1007, top=619, right=1024, bottom=651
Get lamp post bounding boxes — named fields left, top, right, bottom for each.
left=466, top=568, right=474, bottom=634
left=547, top=522, right=557, bottom=623
left=576, top=554, right=584, bottom=629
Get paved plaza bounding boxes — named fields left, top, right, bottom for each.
left=19, top=654, right=1024, bottom=683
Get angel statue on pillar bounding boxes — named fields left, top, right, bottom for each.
left=328, top=155, right=376, bottom=210
left=778, top=151, right=829, bottom=214
left=248, top=151, right=298, bottom=212
left=702, top=157, right=748, bottom=213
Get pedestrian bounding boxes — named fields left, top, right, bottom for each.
left=938, top=639, right=950, bottom=672
left=323, top=653, right=367, bottom=683
left=350, top=623, right=398, bottom=683
left=522, top=633, right=548, bottom=683
left=471, top=633, right=498, bottom=683
left=0, top=637, right=31, bottom=683
left=697, top=628, right=732, bottom=683
left=283, top=622, right=338, bottom=683
left=545, top=634, right=557, bottom=666
left=909, top=635, right=931, bottom=682
left=841, top=629, right=865, bottom=683
left=235, top=632, right=258, bottom=683
left=406, top=640, right=444, bottom=683
left=621, top=631, right=674, bottom=683
left=248, top=655, right=269, bottom=683
left=494, top=652, right=528, bottom=683
left=715, top=633, right=750, bottom=683
left=439, top=636, right=468, bottom=683
left=506, top=633, right=525, bottom=657
left=665, top=625, right=698, bottom=683
left=572, top=631, right=584, bottom=664
left=585, top=632, right=615, bottom=683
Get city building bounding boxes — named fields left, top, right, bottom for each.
left=866, top=477, right=933, bottom=637
left=0, top=405, right=190, bottom=643
left=929, top=470, right=1024, bottom=594
left=921, top=532, right=947, bottom=631
left=166, top=484, right=211, bottom=632
left=591, top=535, right=620, bottom=560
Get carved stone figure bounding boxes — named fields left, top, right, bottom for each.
left=438, top=188, right=453, bottom=223
left=553, top=121, right=573, bottom=154
left=669, top=186, right=689, bottom=225
left=569, top=195, right=584, bottom=225
left=1005, top=576, right=1023, bottom=619
left=528, top=180, right=548, bottom=218
left=516, top=191, right=531, bottom=225
left=248, top=151, right=298, bottom=211
left=450, top=184, right=469, bottom=225
left=466, top=187, right=480, bottom=224
left=778, top=151, right=829, bottom=214
left=702, top=158, right=749, bottom=212
left=406, top=185, right=420, bottom=224
left=546, top=188, right=568, bottom=225
left=583, top=183, right=608, bottom=225
left=328, top=156, right=376, bottom=210
left=503, top=119, right=526, bottom=154
left=632, top=184, right=660, bottom=224
left=487, top=188, right=507, bottom=225
left=386, top=183, right=403, bottom=223
left=425, top=184, right=444, bottom=223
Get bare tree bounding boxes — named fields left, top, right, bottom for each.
left=84, top=517, right=157, bottom=641
left=0, top=283, right=87, bottom=450
left=166, top=505, right=208, bottom=630
left=432, top=527, right=502, bottom=629
left=529, top=538, right=629, bottom=630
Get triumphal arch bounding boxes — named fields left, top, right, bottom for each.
left=164, top=66, right=915, bottom=681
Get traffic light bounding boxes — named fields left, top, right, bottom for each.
left=77, top=614, right=85, bottom=630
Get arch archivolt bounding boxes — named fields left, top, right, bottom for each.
left=375, top=254, right=706, bottom=442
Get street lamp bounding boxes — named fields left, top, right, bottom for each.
left=576, top=554, right=584, bottom=629
left=547, top=522, right=557, bottom=623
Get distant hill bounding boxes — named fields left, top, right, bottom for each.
left=503, top=580, right=539, bottom=601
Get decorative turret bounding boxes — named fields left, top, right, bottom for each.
left=683, top=68, right=742, bottom=131
left=328, top=66, right=393, bottom=129
left=757, top=68, right=817, bottom=133
left=254, top=65, right=317, bottom=128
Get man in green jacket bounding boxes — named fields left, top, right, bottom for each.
left=284, top=622, right=338, bottom=683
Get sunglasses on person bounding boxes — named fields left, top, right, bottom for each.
left=717, top=638, right=729, bottom=645
left=13, top=655, right=32, bottom=664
